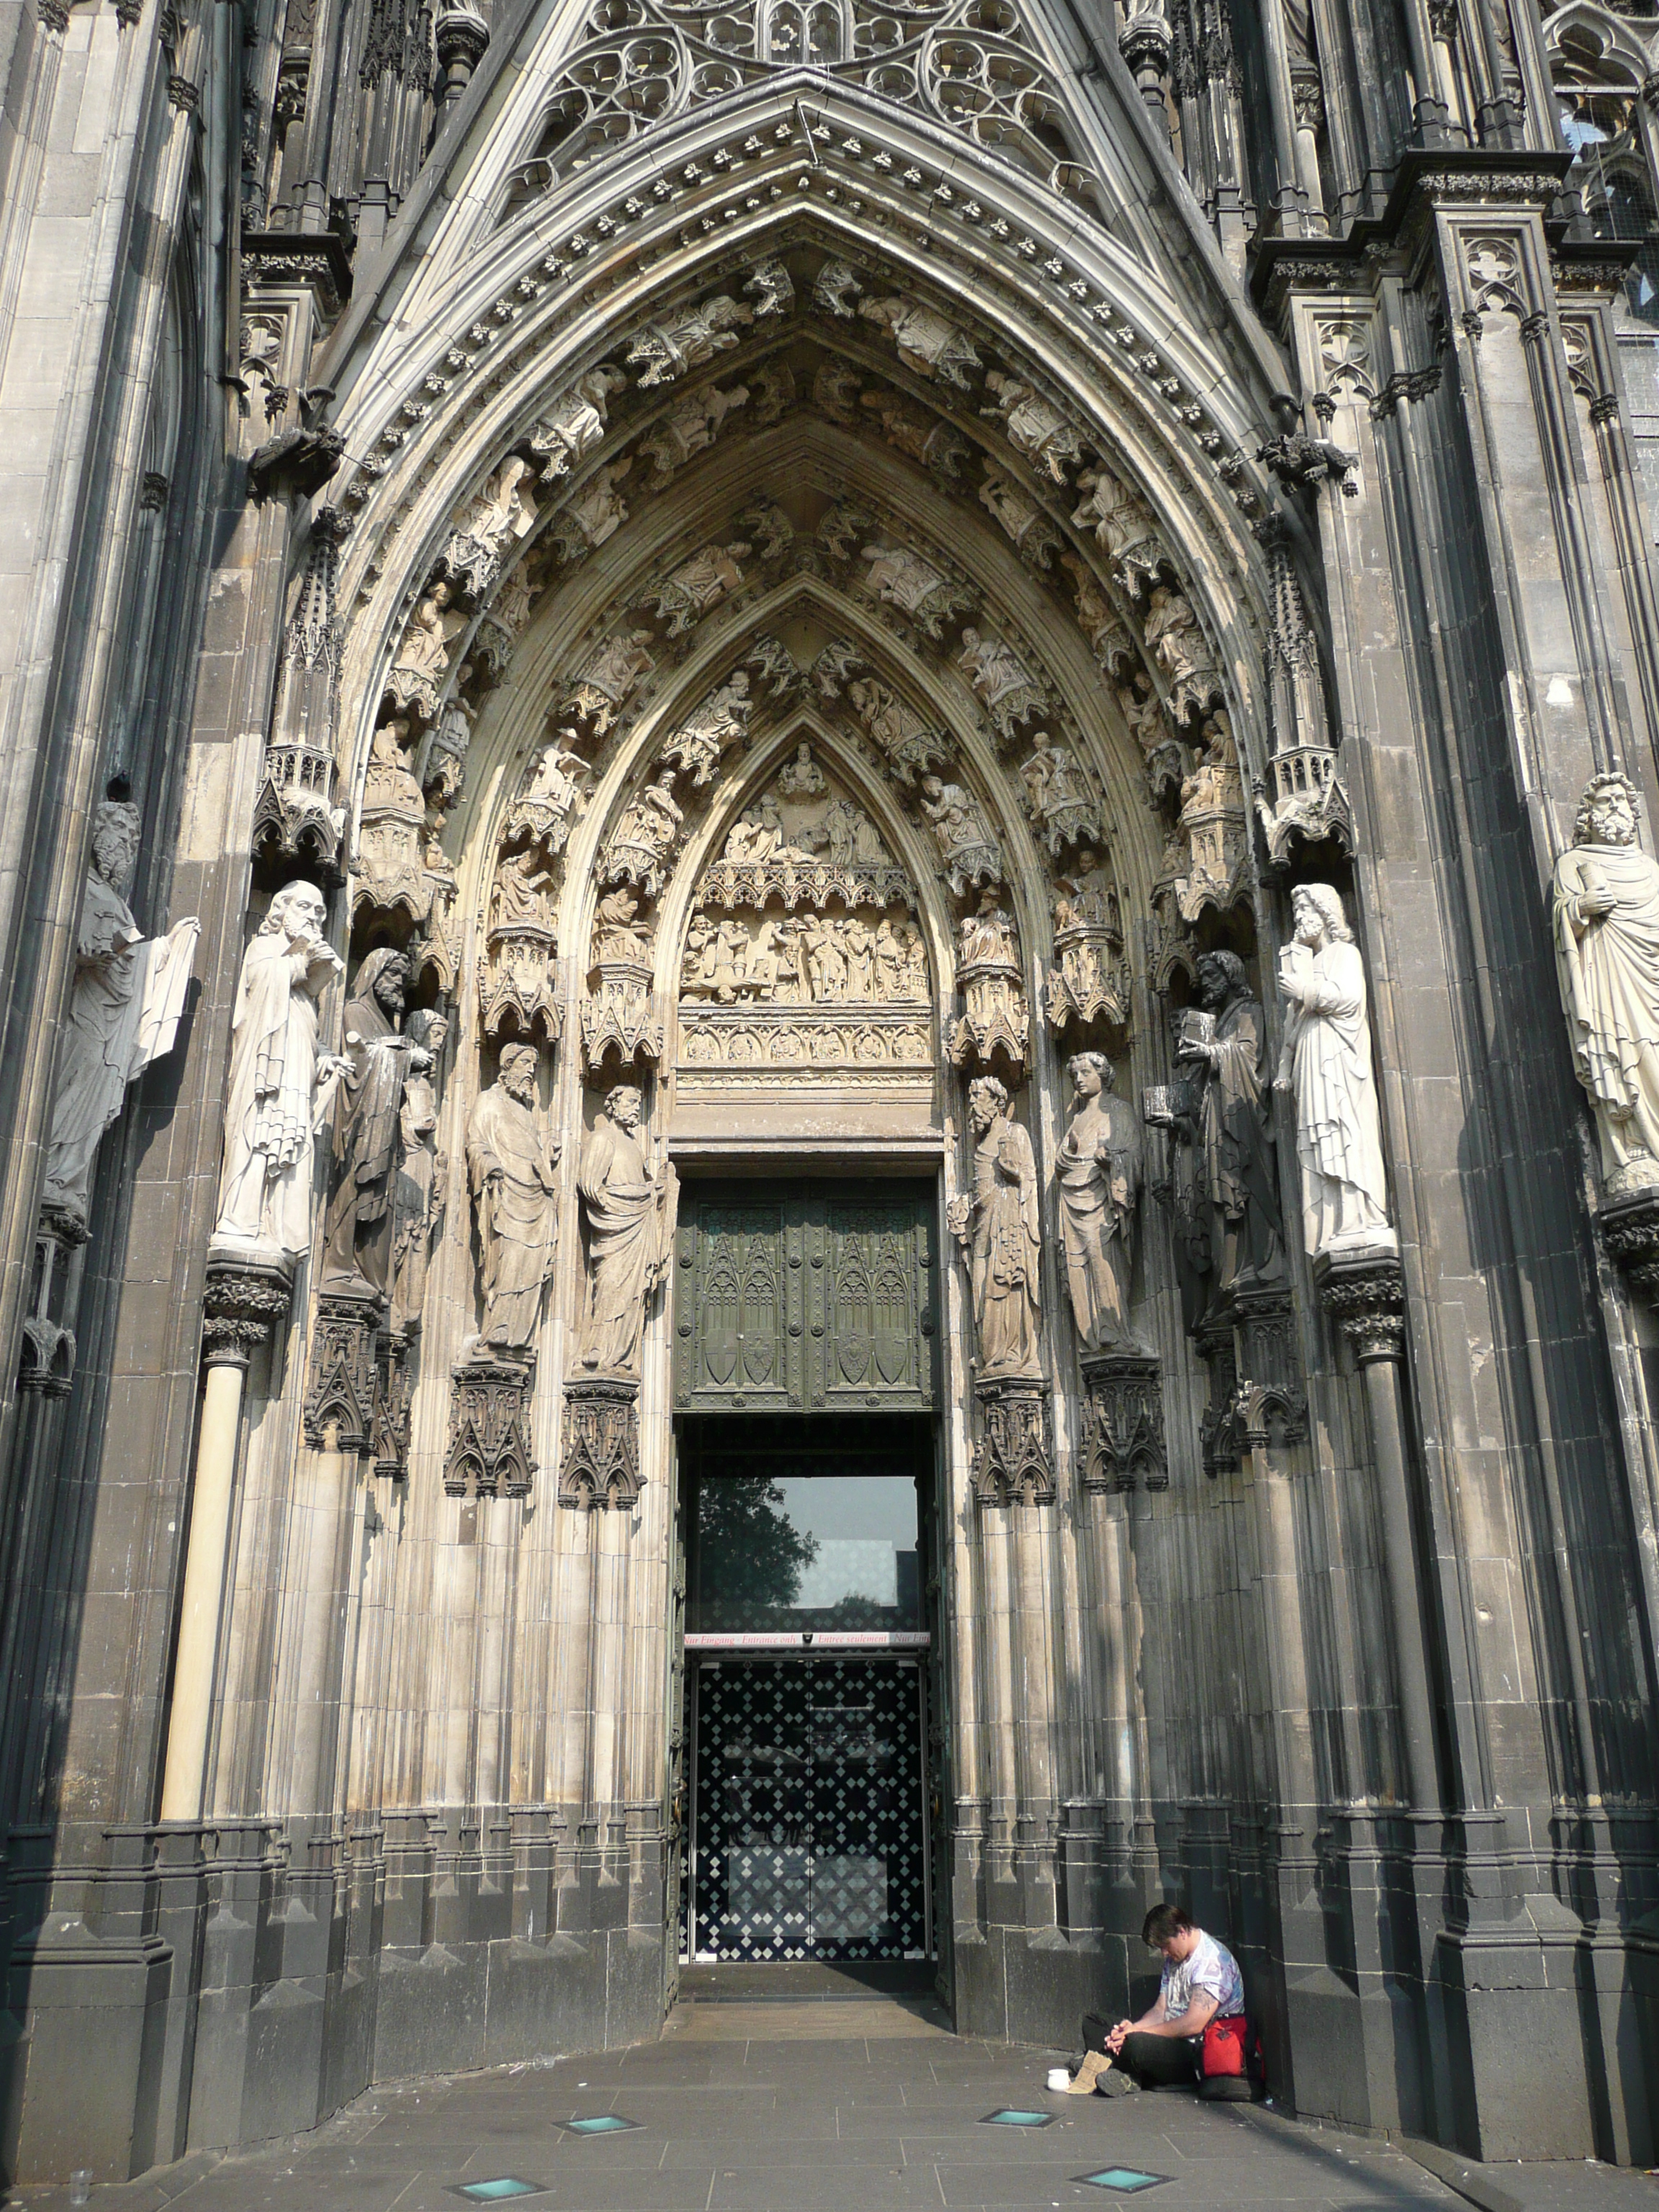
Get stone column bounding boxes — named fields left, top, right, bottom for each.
left=159, top=1255, right=293, bottom=1821
left=1317, top=1246, right=1439, bottom=1813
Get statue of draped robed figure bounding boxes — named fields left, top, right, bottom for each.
left=948, top=1076, right=1043, bottom=1380
left=575, top=1084, right=678, bottom=1377
left=1551, top=771, right=1659, bottom=1197
left=1274, top=883, right=1392, bottom=1256
left=213, top=881, right=347, bottom=1258
left=1056, top=1052, right=1143, bottom=1352
left=466, top=1041, right=561, bottom=1350
left=44, top=797, right=199, bottom=1228
left=319, top=948, right=433, bottom=1295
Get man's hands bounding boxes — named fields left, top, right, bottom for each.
left=1105, top=2019, right=1133, bottom=2056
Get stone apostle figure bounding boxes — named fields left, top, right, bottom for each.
left=320, top=948, right=428, bottom=1295
left=1056, top=1053, right=1143, bottom=1352
left=391, top=1006, right=447, bottom=1336
left=576, top=1084, right=677, bottom=1377
left=948, top=1076, right=1042, bottom=1379
left=43, top=798, right=199, bottom=1226
left=1551, top=771, right=1659, bottom=1196
left=1274, top=884, right=1392, bottom=1254
left=1176, top=950, right=1285, bottom=1295
left=467, top=1042, right=560, bottom=1350
left=214, top=881, right=346, bottom=1256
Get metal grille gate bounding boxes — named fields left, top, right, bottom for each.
left=688, top=1658, right=927, bottom=1961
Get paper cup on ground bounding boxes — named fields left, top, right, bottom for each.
left=1047, top=2068, right=1071, bottom=2092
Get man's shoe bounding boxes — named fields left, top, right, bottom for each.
left=1095, top=2066, right=1141, bottom=2097
left=1065, top=2051, right=1111, bottom=2093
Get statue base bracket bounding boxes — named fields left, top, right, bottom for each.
left=559, top=1374, right=642, bottom=1510
left=444, top=1349, right=536, bottom=1498
left=1597, top=1186, right=1659, bottom=1305
left=1079, top=1352, right=1166, bottom=1492
left=971, top=1377, right=1054, bottom=1507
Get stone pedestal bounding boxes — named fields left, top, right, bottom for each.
left=443, top=1350, right=535, bottom=1498
left=1079, top=1351, right=1166, bottom=1492
left=971, top=1377, right=1054, bottom=1506
left=559, top=1375, right=642, bottom=1509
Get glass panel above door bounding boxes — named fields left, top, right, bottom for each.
left=691, top=1472, right=922, bottom=1635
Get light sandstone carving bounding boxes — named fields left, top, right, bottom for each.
left=744, top=257, right=794, bottom=318
left=1061, top=553, right=1135, bottom=675
left=814, top=258, right=863, bottom=318
left=948, top=1076, right=1043, bottom=1380
left=846, top=677, right=951, bottom=784
left=481, top=844, right=561, bottom=1043
left=776, top=741, right=826, bottom=797
left=467, top=1040, right=559, bottom=1349
left=1071, top=467, right=1168, bottom=597
left=442, top=457, right=537, bottom=598
left=1274, top=884, right=1393, bottom=1256
left=575, top=1084, right=677, bottom=1377
left=559, top=629, right=655, bottom=739
left=626, top=294, right=752, bottom=385
left=858, top=296, right=981, bottom=387
left=858, top=542, right=974, bottom=637
left=949, top=893, right=1028, bottom=1070
left=1021, top=739, right=1104, bottom=855
left=1173, top=714, right=1247, bottom=919
left=505, top=742, right=588, bottom=858
left=639, top=382, right=750, bottom=487
left=860, top=390, right=970, bottom=477
left=660, top=671, right=751, bottom=786
left=1551, top=771, right=1659, bottom=1199
left=634, top=539, right=750, bottom=635
left=979, top=469, right=1059, bottom=566
left=43, top=799, right=199, bottom=1228
left=1047, top=851, right=1128, bottom=1032
left=213, top=881, right=347, bottom=1257
left=920, top=774, right=1002, bottom=896
left=981, top=372, right=1083, bottom=482
left=602, top=766, right=685, bottom=897
left=1145, top=585, right=1221, bottom=724
left=958, top=627, right=1046, bottom=741
left=384, top=580, right=465, bottom=720
left=545, top=459, right=632, bottom=562
left=391, top=1005, right=448, bottom=1336
left=1057, top=1051, right=1143, bottom=1352
left=583, top=888, right=662, bottom=1070
left=530, top=365, right=626, bottom=478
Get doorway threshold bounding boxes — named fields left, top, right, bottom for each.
left=685, top=1631, right=930, bottom=1651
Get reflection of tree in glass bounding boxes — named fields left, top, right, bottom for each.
left=698, top=1478, right=818, bottom=1628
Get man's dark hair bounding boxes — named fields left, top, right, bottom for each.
left=1142, top=1902, right=1194, bottom=1948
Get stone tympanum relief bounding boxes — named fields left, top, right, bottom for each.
left=43, top=799, right=199, bottom=1229
left=214, top=881, right=347, bottom=1259
left=320, top=948, right=431, bottom=1294
left=1274, top=884, right=1393, bottom=1257
left=1552, top=772, right=1659, bottom=1200
left=675, top=748, right=934, bottom=1091
left=466, top=1041, right=560, bottom=1350
left=575, top=1084, right=678, bottom=1378
left=1056, top=1051, right=1143, bottom=1354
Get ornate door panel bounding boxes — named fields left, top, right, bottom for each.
left=674, top=1183, right=936, bottom=1413
left=690, top=1658, right=927, bottom=1961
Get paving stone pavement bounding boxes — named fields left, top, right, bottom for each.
left=12, top=2002, right=1658, bottom=2212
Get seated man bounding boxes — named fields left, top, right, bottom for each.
left=1071, top=1902, right=1244, bottom=2095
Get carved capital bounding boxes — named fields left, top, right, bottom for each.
left=445, top=1351, right=536, bottom=1498
left=202, top=1251, right=294, bottom=1372
left=166, top=73, right=199, bottom=111
left=971, top=1377, right=1054, bottom=1508
left=1079, top=1352, right=1166, bottom=1493
left=1315, top=1244, right=1406, bottom=1364
left=559, top=1375, right=642, bottom=1509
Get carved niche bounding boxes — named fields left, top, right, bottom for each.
left=675, top=748, right=934, bottom=1102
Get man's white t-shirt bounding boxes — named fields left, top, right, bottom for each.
left=1159, top=1930, right=1244, bottom=2035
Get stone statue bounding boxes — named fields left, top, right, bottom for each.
left=530, top=365, right=626, bottom=478
left=981, top=372, right=1083, bottom=482
left=214, top=881, right=347, bottom=1256
left=467, top=1041, right=560, bottom=1349
left=576, top=1084, right=676, bottom=1377
left=444, top=456, right=537, bottom=596
left=1552, top=771, right=1659, bottom=1197
left=548, top=459, right=633, bottom=561
left=385, top=580, right=464, bottom=719
left=920, top=775, right=1002, bottom=896
left=949, top=1077, right=1042, bottom=1380
left=319, top=948, right=428, bottom=1294
left=592, top=886, right=652, bottom=966
left=560, top=629, right=655, bottom=738
left=859, top=544, right=971, bottom=636
left=661, top=672, right=750, bottom=786
left=1071, top=467, right=1165, bottom=595
left=958, top=627, right=1043, bottom=737
left=1174, top=950, right=1286, bottom=1296
left=625, top=294, right=752, bottom=386
left=858, top=296, right=981, bottom=387
left=1056, top=1053, right=1143, bottom=1352
left=43, top=799, right=199, bottom=1226
left=1274, top=884, right=1392, bottom=1255
left=391, top=1005, right=448, bottom=1336
left=634, top=541, right=750, bottom=637
left=641, top=382, right=749, bottom=487
left=603, top=767, right=685, bottom=896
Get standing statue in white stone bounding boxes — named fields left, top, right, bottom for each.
left=1551, top=771, right=1659, bottom=1195
left=576, top=1084, right=677, bottom=1377
left=214, top=881, right=346, bottom=1256
left=44, top=799, right=199, bottom=1226
left=467, top=1041, right=560, bottom=1350
left=948, top=1076, right=1042, bottom=1380
left=1056, top=1053, right=1143, bottom=1352
left=391, top=1005, right=448, bottom=1336
left=1274, top=883, right=1392, bottom=1254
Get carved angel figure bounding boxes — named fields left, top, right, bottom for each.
left=981, top=372, right=1084, bottom=482
left=745, top=258, right=794, bottom=318
left=858, top=297, right=981, bottom=388
left=531, top=366, right=626, bottom=478
left=1072, top=467, right=1167, bottom=595
left=444, top=457, right=537, bottom=597
left=979, top=470, right=1058, bottom=565
left=1022, top=739, right=1104, bottom=855
left=385, top=580, right=464, bottom=719
left=640, top=382, right=750, bottom=487
left=44, top=799, right=198, bottom=1227
left=561, top=630, right=655, bottom=737
left=861, top=391, right=968, bottom=477
left=958, top=627, right=1043, bottom=735
left=662, top=671, right=751, bottom=786
left=626, top=295, right=752, bottom=386
left=635, top=541, right=750, bottom=637
left=920, top=774, right=1002, bottom=896
left=547, top=459, right=632, bottom=562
